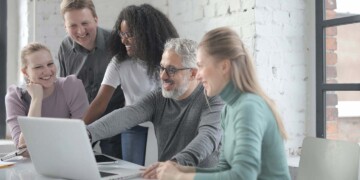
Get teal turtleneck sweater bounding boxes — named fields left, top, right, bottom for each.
left=194, top=82, right=290, bottom=180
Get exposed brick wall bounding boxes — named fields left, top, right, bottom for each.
left=325, top=0, right=360, bottom=143
left=324, top=0, right=339, bottom=141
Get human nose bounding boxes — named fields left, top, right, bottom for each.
left=121, top=36, right=129, bottom=44
left=77, top=25, right=85, bottom=34
left=42, top=66, right=52, bottom=75
left=159, top=68, right=169, bottom=80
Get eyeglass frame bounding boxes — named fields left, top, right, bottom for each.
left=118, top=31, right=134, bottom=39
left=159, top=65, right=192, bottom=77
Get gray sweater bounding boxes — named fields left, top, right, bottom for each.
left=87, top=84, right=223, bottom=167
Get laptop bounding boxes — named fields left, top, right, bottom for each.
left=18, top=116, right=141, bottom=180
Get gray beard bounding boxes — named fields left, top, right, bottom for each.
left=162, top=76, right=189, bottom=99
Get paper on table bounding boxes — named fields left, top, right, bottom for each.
left=0, top=161, right=15, bottom=168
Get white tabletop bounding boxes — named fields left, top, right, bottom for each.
left=0, top=157, right=149, bottom=180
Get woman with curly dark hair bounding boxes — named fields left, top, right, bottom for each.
left=83, top=4, right=179, bottom=165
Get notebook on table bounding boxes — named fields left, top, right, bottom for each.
left=18, top=116, right=141, bottom=180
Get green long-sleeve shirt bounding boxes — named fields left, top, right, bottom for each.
left=195, top=82, right=290, bottom=180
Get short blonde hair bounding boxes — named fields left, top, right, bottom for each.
left=199, top=27, right=288, bottom=140
left=20, top=42, right=51, bottom=68
left=60, top=0, right=97, bottom=18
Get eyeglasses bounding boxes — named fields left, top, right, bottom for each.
left=118, top=31, right=133, bottom=39
left=159, top=66, right=192, bottom=77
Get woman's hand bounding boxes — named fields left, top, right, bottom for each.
left=26, top=83, right=43, bottom=100
left=157, top=161, right=183, bottom=180
left=141, top=162, right=160, bottom=179
left=18, top=133, right=30, bottom=158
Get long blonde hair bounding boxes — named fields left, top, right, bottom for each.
left=198, top=27, right=288, bottom=140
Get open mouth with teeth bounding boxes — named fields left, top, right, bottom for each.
left=125, top=45, right=132, bottom=51
left=78, top=33, right=88, bottom=38
left=40, top=76, right=51, bottom=80
left=162, top=80, right=174, bottom=91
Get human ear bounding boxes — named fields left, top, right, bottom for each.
left=21, top=67, right=28, bottom=77
left=21, top=67, right=31, bottom=83
left=221, top=59, right=231, bottom=74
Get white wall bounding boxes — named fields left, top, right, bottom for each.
left=7, top=0, right=20, bottom=87
left=93, top=0, right=168, bottom=29
left=169, top=0, right=256, bottom=54
left=254, top=0, right=315, bottom=158
left=7, top=0, right=316, bottom=166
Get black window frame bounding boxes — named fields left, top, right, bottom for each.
left=0, top=0, right=7, bottom=138
left=315, top=1, right=360, bottom=138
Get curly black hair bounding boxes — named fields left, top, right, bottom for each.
left=108, top=4, right=179, bottom=78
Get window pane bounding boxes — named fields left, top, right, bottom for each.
left=325, top=0, right=360, bottom=20
left=326, top=91, right=360, bottom=143
left=325, top=23, right=360, bottom=83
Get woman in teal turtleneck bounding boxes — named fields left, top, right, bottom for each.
left=156, top=27, right=291, bottom=180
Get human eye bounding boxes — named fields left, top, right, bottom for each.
left=33, top=66, right=43, bottom=69
left=119, top=32, right=125, bottom=38
left=126, top=32, right=133, bottom=38
left=168, top=67, right=177, bottom=74
left=68, top=24, right=77, bottom=29
left=48, top=62, right=54, bottom=67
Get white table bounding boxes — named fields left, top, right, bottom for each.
left=0, top=157, right=148, bottom=180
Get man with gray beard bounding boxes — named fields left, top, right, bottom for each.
left=87, top=38, right=223, bottom=176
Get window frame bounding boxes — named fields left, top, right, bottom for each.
left=315, top=1, right=360, bottom=138
left=0, top=0, right=7, bottom=139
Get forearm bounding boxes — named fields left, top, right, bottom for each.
left=9, top=124, right=21, bottom=148
left=83, top=85, right=114, bottom=124
left=28, top=98, right=42, bottom=117
left=87, top=109, right=128, bottom=142
left=87, top=105, right=151, bottom=142
left=6, top=113, right=21, bottom=148
left=5, top=90, right=27, bottom=148
left=83, top=100, right=106, bottom=124
left=172, top=132, right=218, bottom=166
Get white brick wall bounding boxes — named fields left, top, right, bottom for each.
left=8, top=0, right=316, bottom=166
left=93, top=0, right=168, bottom=29
left=255, top=0, right=311, bottom=158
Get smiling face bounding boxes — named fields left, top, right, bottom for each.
left=196, top=48, right=230, bottom=97
left=119, top=20, right=136, bottom=57
left=64, top=8, right=98, bottom=51
left=21, top=49, right=57, bottom=89
left=160, top=50, right=194, bottom=100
